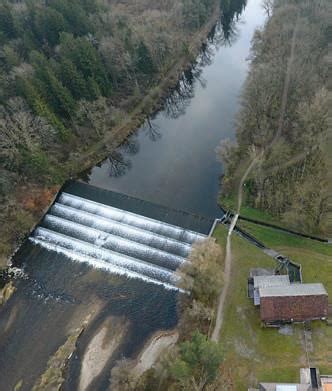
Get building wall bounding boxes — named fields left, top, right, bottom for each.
left=254, top=288, right=260, bottom=306
left=260, top=294, right=328, bottom=322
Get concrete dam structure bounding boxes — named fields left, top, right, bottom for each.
left=29, top=182, right=214, bottom=291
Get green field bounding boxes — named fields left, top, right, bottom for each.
left=213, top=225, right=332, bottom=390
left=220, top=196, right=328, bottom=239
left=220, top=196, right=283, bottom=226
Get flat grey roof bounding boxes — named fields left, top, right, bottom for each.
left=276, top=386, right=299, bottom=391
left=260, top=283, right=328, bottom=298
left=249, top=268, right=274, bottom=278
left=254, top=275, right=290, bottom=289
left=260, top=384, right=310, bottom=391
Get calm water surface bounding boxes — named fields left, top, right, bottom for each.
left=86, top=0, right=266, bottom=217
left=0, top=1, right=266, bottom=390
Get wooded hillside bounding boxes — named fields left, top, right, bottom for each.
left=0, top=0, right=249, bottom=264
left=0, top=0, right=218, bottom=180
left=219, top=0, right=328, bottom=235
left=1, top=0, right=230, bottom=264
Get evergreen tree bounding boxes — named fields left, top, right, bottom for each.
left=29, top=50, right=76, bottom=117
left=47, top=70, right=76, bottom=117
left=49, top=0, right=94, bottom=36
left=60, top=33, right=111, bottom=96
left=17, top=77, right=68, bottom=139
left=58, top=58, right=90, bottom=99
left=170, top=331, right=223, bottom=388
left=136, top=41, right=155, bottom=75
left=0, top=3, right=16, bottom=40
left=33, top=7, right=67, bottom=47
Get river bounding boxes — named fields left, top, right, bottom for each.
left=85, top=0, right=265, bottom=218
left=0, top=1, right=266, bottom=390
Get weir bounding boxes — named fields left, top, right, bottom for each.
left=29, top=182, right=214, bottom=291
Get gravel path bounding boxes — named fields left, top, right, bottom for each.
left=211, top=214, right=238, bottom=342
left=211, top=15, right=299, bottom=343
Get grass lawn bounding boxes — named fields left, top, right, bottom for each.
left=220, top=196, right=327, bottom=239
left=213, top=225, right=332, bottom=390
left=220, top=195, right=283, bottom=226
left=239, top=221, right=331, bottom=258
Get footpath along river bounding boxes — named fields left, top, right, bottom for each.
left=0, top=1, right=266, bottom=390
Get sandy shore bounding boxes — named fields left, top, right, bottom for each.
left=79, top=316, right=129, bottom=391
left=132, top=330, right=179, bottom=377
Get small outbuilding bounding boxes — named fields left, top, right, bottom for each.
left=259, top=283, right=328, bottom=323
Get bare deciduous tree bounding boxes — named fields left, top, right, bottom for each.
left=179, top=238, right=224, bottom=306
left=0, top=97, right=54, bottom=166
left=262, top=0, right=274, bottom=17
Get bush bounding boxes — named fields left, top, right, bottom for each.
left=179, top=238, right=224, bottom=306
left=20, top=150, right=50, bottom=178
left=169, top=331, right=223, bottom=390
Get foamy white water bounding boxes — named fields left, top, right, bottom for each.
left=34, top=227, right=177, bottom=284
left=29, top=237, right=182, bottom=292
left=29, top=191, right=209, bottom=291
left=51, top=203, right=191, bottom=257
left=59, top=193, right=205, bottom=244
left=44, top=214, right=186, bottom=268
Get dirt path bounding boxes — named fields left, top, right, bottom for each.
left=211, top=156, right=259, bottom=342
left=211, top=19, right=299, bottom=342
left=211, top=213, right=238, bottom=342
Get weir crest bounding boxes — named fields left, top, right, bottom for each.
left=29, top=185, right=213, bottom=291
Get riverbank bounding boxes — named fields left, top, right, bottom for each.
left=63, top=1, right=222, bottom=177
left=31, top=301, right=103, bottom=391
left=0, top=3, right=221, bottom=272
left=132, top=330, right=179, bottom=378
left=0, top=1, right=265, bottom=389
left=218, top=0, right=328, bottom=237
left=79, top=316, right=129, bottom=391
left=0, top=281, right=16, bottom=306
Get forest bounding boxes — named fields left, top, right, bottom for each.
left=0, top=0, right=249, bottom=265
left=0, top=0, right=218, bottom=180
left=219, top=0, right=328, bottom=235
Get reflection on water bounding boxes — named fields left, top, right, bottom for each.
left=106, top=150, right=133, bottom=178
left=0, top=1, right=267, bottom=390
left=143, top=118, right=162, bottom=141
left=85, top=0, right=264, bottom=218
left=220, top=0, right=248, bottom=44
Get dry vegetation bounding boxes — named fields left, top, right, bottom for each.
left=32, top=327, right=84, bottom=391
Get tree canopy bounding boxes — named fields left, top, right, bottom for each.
left=219, top=0, right=328, bottom=235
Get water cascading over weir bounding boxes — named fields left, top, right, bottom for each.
left=29, top=182, right=214, bottom=291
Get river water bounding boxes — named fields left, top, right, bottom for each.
left=0, top=1, right=266, bottom=390
left=85, top=0, right=265, bottom=218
